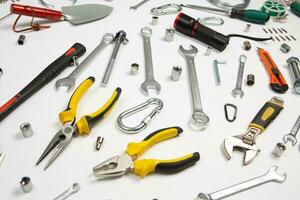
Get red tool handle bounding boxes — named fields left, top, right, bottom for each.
left=11, top=3, right=62, bottom=21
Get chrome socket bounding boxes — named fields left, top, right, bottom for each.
left=20, top=122, right=33, bottom=138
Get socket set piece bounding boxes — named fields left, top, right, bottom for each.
left=243, top=41, right=251, bottom=50
left=170, top=66, right=182, bottom=81
left=280, top=43, right=291, bottom=53
left=247, top=74, right=255, bottom=86
left=20, top=122, right=33, bottom=138
left=164, top=28, right=175, bottom=42
left=130, top=63, right=139, bottom=75
left=95, top=136, right=104, bottom=151
left=20, top=177, right=33, bottom=193
left=152, top=16, right=158, bottom=25
left=272, top=142, right=286, bottom=157
left=18, top=35, right=25, bottom=45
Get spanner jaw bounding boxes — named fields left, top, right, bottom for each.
left=55, top=77, right=76, bottom=91
left=140, top=80, right=161, bottom=96
left=196, top=193, right=211, bottom=200
left=224, top=135, right=260, bottom=165
left=283, top=134, right=297, bottom=146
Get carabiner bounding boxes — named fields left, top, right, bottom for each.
left=197, top=17, right=224, bottom=26
left=150, top=4, right=182, bottom=16
left=224, top=103, right=238, bottom=122
left=117, top=98, right=163, bottom=134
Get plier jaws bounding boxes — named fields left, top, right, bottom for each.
left=93, top=153, right=133, bottom=179
left=93, top=127, right=200, bottom=179
left=36, top=77, right=122, bottom=170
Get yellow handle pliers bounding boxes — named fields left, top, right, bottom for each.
left=93, top=127, right=200, bottom=179
left=36, top=77, right=122, bottom=170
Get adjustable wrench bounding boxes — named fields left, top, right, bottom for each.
left=101, top=31, right=128, bottom=87
left=232, top=55, right=247, bottom=98
left=55, top=33, right=114, bottom=91
left=196, top=166, right=286, bottom=200
left=179, top=45, right=209, bottom=131
left=140, top=27, right=161, bottom=95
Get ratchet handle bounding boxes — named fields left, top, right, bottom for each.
left=0, top=43, right=86, bottom=123
left=11, top=4, right=62, bottom=21
left=230, top=9, right=270, bottom=24
left=250, top=97, right=284, bottom=132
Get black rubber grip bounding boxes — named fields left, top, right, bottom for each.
left=143, top=126, right=183, bottom=141
left=251, top=101, right=283, bottom=130
left=0, top=43, right=86, bottom=123
left=155, top=152, right=200, bottom=174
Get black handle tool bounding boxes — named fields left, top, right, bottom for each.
left=0, top=43, right=86, bottom=123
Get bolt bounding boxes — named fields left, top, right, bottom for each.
left=287, top=57, right=300, bottom=94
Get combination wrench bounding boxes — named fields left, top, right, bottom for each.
left=130, top=0, right=151, bottom=10
left=55, top=33, right=114, bottom=91
left=232, top=55, right=247, bottom=98
left=140, top=27, right=161, bottom=95
left=283, top=115, right=300, bottom=146
left=101, top=30, right=128, bottom=87
left=53, top=183, right=80, bottom=200
left=196, top=166, right=286, bottom=200
left=179, top=45, right=209, bottom=131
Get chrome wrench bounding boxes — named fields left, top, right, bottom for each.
left=179, top=45, right=209, bottom=131
left=283, top=115, right=300, bottom=146
left=130, top=0, right=151, bottom=10
left=140, top=27, right=161, bottom=95
left=232, top=55, right=247, bottom=98
left=196, top=166, right=286, bottom=200
left=55, top=33, right=114, bottom=91
left=53, top=183, right=80, bottom=200
left=101, top=31, right=128, bottom=87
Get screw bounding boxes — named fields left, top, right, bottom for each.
left=287, top=57, right=300, bottom=94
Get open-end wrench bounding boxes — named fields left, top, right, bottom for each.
left=179, top=45, right=209, bottom=131
left=283, top=115, right=300, bottom=146
left=232, top=55, right=247, bottom=98
left=53, top=183, right=80, bottom=200
left=130, top=0, right=151, bottom=10
left=140, top=27, right=161, bottom=95
left=55, top=33, right=114, bottom=91
left=196, top=166, right=286, bottom=200
left=101, top=31, right=128, bottom=87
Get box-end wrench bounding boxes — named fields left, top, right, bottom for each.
left=232, top=55, right=247, bottom=98
left=179, top=45, right=209, bottom=131
left=283, top=115, right=300, bottom=146
left=101, top=31, right=128, bottom=87
left=53, top=183, right=80, bottom=200
left=130, top=0, right=151, bottom=10
left=55, top=33, right=114, bottom=91
left=196, top=166, right=286, bottom=200
left=140, top=27, right=161, bottom=96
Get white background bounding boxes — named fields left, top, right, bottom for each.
left=0, top=0, right=299, bottom=199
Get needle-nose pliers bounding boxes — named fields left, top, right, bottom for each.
left=36, top=76, right=122, bottom=170
left=93, top=126, right=200, bottom=179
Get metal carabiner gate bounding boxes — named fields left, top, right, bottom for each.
left=117, top=98, right=163, bottom=134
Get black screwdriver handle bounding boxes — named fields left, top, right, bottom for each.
left=0, top=43, right=86, bottom=123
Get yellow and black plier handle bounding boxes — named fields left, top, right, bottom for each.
left=127, top=127, right=200, bottom=177
left=59, top=76, right=122, bottom=135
